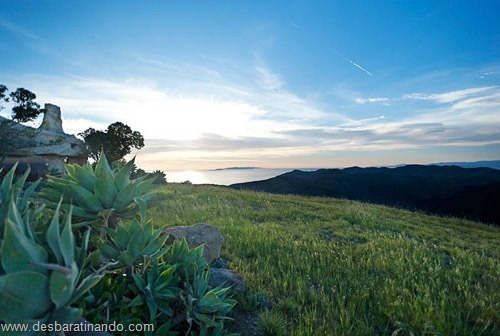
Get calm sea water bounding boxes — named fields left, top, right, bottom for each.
left=166, top=168, right=318, bottom=186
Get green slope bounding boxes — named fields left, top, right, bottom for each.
left=151, top=183, right=499, bottom=335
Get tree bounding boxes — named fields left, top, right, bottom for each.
left=0, top=85, right=8, bottom=101
left=9, top=88, right=45, bottom=122
left=79, top=122, right=145, bottom=164
left=0, top=85, right=45, bottom=122
left=0, top=85, right=42, bottom=162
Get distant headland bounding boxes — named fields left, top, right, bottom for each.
left=211, top=167, right=262, bottom=171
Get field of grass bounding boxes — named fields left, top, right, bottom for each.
left=150, top=183, right=499, bottom=335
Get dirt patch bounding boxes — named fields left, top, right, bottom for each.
left=228, top=308, right=260, bottom=336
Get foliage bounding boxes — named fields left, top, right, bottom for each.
left=0, top=186, right=102, bottom=326
left=79, top=122, right=145, bottom=164
left=151, top=170, right=167, bottom=185
left=0, top=84, right=40, bottom=162
left=257, top=310, right=288, bottom=336
left=151, top=183, right=500, bottom=335
left=99, top=218, right=169, bottom=267
left=0, top=119, right=37, bottom=164
left=0, top=157, right=236, bottom=335
left=9, top=88, right=45, bottom=122
left=0, top=163, right=41, bottom=238
left=40, top=153, right=157, bottom=228
left=0, top=85, right=7, bottom=101
left=0, top=84, right=45, bottom=123
left=128, top=164, right=166, bottom=185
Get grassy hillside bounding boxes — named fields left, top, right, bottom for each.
left=150, top=183, right=499, bottom=335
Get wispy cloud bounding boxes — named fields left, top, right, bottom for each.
left=130, top=53, right=225, bottom=83
left=255, top=65, right=283, bottom=90
left=403, top=86, right=496, bottom=103
left=0, top=15, right=66, bottom=63
left=5, top=65, right=499, bottom=170
left=254, top=56, right=283, bottom=90
left=0, top=16, right=38, bottom=40
left=355, top=97, right=389, bottom=104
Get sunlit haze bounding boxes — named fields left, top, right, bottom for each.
left=1, top=1, right=499, bottom=170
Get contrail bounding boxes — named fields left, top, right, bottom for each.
left=293, top=25, right=374, bottom=76
left=328, top=47, right=373, bottom=76
left=349, top=61, right=373, bottom=76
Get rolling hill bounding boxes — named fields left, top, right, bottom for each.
left=231, top=165, right=500, bottom=225
left=153, top=183, right=499, bottom=335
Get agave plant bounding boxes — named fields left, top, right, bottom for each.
left=0, top=199, right=102, bottom=325
left=0, top=163, right=41, bottom=238
left=187, top=271, right=237, bottom=330
left=163, top=238, right=208, bottom=282
left=130, top=261, right=181, bottom=321
left=40, top=153, right=157, bottom=228
left=99, top=218, right=169, bottom=268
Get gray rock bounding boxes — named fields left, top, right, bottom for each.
left=0, top=103, right=87, bottom=174
left=209, top=268, right=245, bottom=294
left=210, top=257, right=228, bottom=269
left=166, top=223, right=224, bottom=263
left=39, top=103, right=64, bottom=134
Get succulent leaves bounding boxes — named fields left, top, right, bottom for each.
left=0, top=166, right=101, bottom=325
left=0, top=162, right=236, bottom=334
left=0, top=163, right=40, bottom=238
left=40, top=153, right=157, bottom=227
left=0, top=200, right=100, bottom=324
left=99, top=219, right=168, bottom=266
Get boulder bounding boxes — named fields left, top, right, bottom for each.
left=209, top=268, right=245, bottom=294
left=165, top=223, right=224, bottom=263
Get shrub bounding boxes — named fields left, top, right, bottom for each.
left=151, top=170, right=167, bottom=185
left=0, top=154, right=236, bottom=335
left=257, top=310, right=288, bottom=336
left=39, top=154, right=157, bottom=228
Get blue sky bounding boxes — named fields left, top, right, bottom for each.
left=1, top=0, right=499, bottom=170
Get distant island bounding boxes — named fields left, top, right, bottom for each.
left=432, top=160, right=500, bottom=170
left=211, top=167, right=262, bottom=171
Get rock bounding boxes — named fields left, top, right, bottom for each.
left=209, top=268, right=245, bottom=294
left=39, top=103, right=64, bottom=134
left=210, top=257, right=228, bottom=269
left=0, top=103, right=87, bottom=175
left=166, top=223, right=224, bottom=263
left=165, top=223, right=246, bottom=294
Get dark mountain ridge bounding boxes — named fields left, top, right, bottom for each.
left=231, top=165, right=500, bottom=225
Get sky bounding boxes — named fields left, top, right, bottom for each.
left=1, top=0, right=499, bottom=170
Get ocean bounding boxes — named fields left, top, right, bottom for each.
left=165, top=168, right=318, bottom=186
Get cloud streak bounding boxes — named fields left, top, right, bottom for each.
left=349, top=61, right=373, bottom=76
left=355, top=97, right=388, bottom=104
left=403, top=86, right=496, bottom=103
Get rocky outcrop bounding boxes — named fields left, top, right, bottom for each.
left=39, top=104, right=64, bottom=134
left=0, top=103, right=87, bottom=175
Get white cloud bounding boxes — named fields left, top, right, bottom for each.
left=254, top=56, right=283, bottom=90
left=355, top=97, right=389, bottom=104
left=7, top=71, right=338, bottom=165
left=403, top=86, right=496, bottom=103
left=451, top=91, right=500, bottom=111
left=6, top=66, right=500, bottom=170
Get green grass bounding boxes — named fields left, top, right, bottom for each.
left=150, top=183, right=499, bottom=335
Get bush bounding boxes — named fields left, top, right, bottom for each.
left=0, top=154, right=236, bottom=335
left=151, top=170, right=167, bottom=185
